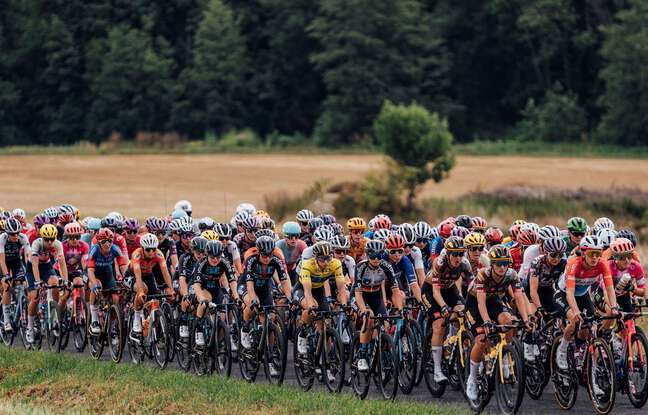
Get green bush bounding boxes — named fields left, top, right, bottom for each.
left=218, top=129, right=264, bottom=148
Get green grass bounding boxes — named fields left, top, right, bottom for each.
left=0, top=346, right=465, bottom=415
left=456, top=139, right=648, bottom=158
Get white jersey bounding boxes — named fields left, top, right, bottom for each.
left=408, top=246, right=424, bottom=270
left=226, top=240, right=240, bottom=262
left=519, top=244, right=542, bottom=282
left=342, top=254, right=356, bottom=280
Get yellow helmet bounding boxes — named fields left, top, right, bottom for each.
left=0, top=219, right=5, bottom=232
left=464, top=232, right=486, bottom=247
left=256, top=209, right=270, bottom=218
left=346, top=217, right=367, bottom=231
left=40, top=224, right=58, bottom=239
left=201, top=230, right=218, bottom=241
left=512, top=219, right=526, bottom=226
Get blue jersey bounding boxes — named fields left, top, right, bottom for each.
left=430, top=236, right=444, bottom=256
left=382, top=253, right=416, bottom=288
left=88, top=244, right=123, bottom=271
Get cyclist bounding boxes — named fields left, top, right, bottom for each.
left=484, top=227, right=504, bottom=249
left=346, top=217, right=368, bottom=263
left=82, top=217, right=101, bottom=247
left=431, top=219, right=455, bottom=258
left=398, top=223, right=426, bottom=286
left=215, top=222, right=243, bottom=275
left=175, top=222, right=194, bottom=259
left=353, top=239, right=399, bottom=371
left=60, top=222, right=89, bottom=313
left=519, top=225, right=561, bottom=283
left=87, top=228, right=127, bottom=334
left=122, top=218, right=141, bottom=257
left=554, top=236, right=619, bottom=370
left=147, top=217, right=178, bottom=279
left=294, top=241, right=348, bottom=355
left=27, top=214, right=50, bottom=244
left=176, top=236, right=207, bottom=339
left=128, top=233, right=175, bottom=339
left=1, top=218, right=31, bottom=332
left=276, top=221, right=307, bottom=284
left=564, top=217, right=587, bottom=254
left=470, top=217, right=488, bottom=234
left=191, top=240, right=237, bottom=346
left=296, top=209, right=315, bottom=243
left=383, top=233, right=421, bottom=308
left=239, top=236, right=291, bottom=349
left=331, top=234, right=356, bottom=287
left=422, top=236, right=472, bottom=383
left=25, top=224, right=69, bottom=343
left=174, top=200, right=193, bottom=217
left=463, top=232, right=488, bottom=296
left=234, top=216, right=259, bottom=257
left=465, top=245, right=531, bottom=401
left=413, top=221, right=435, bottom=274
left=99, top=216, right=128, bottom=259
left=509, top=227, right=537, bottom=272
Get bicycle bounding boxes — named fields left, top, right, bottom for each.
left=611, top=306, right=648, bottom=408
left=294, top=307, right=346, bottom=392
left=39, top=282, right=65, bottom=352
left=550, top=313, right=618, bottom=414
left=176, top=294, right=197, bottom=372
left=238, top=302, right=287, bottom=385
left=88, top=288, right=124, bottom=363
left=464, top=321, right=527, bottom=415
left=422, top=309, right=472, bottom=398
left=59, top=282, right=89, bottom=353
left=191, top=301, right=232, bottom=377
left=127, top=293, right=172, bottom=369
left=349, top=313, right=401, bottom=400
left=0, top=275, right=27, bottom=347
left=391, top=305, right=418, bottom=395
left=524, top=308, right=562, bottom=400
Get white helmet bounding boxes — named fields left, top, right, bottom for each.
left=174, top=200, right=193, bottom=215
left=593, top=217, right=615, bottom=231
left=140, top=233, right=159, bottom=249
left=11, top=208, right=26, bottom=220
left=236, top=203, right=256, bottom=216
left=596, top=228, right=617, bottom=248
left=107, top=211, right=124, bottom=222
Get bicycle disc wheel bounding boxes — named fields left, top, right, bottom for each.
left=627, top=328, right=648, bottom=408
left=293, top=326, right=315, bottom=391
left=350, top=333, right=370, bottom=399
left=322, top=327, right=345, bottom=393
left=422, top=329, right=447, bottom=398
left=376, top=332, right=399, bottom=400
left=263, top=321, right=286, bottom=385
left=213, top=318, right=232, bottom=377
left=550, top=337, right=578, bottom=410
left=587, top=338, right=616, bottom=415
left=151, top=310, right=170, bottom=369
left=495, top=343, right=525, bottom=415
left=108, top=305, right=123, bottom=363
left=72, top=298, right=88, bottom=352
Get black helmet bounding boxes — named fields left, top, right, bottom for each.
left=190, top=236, right=208, bottom=252
left=455, top=215, right=472, bottom=229
left=312, top=241, right=333, bottom=259
left=205, top=240, right=223, bottom=257
left=444, top=235, right=465, bottom=252
left=616, top=229, right=637, bottom=248
left=365, top=239, right=385, bottom=253
left=256, top=235, right=275, bottom=255
left=308, top=217, right=324, bottom=233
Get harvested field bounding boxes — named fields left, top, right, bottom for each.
left=0, top=154, right=646, bottom=219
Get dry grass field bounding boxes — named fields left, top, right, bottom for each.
left=0, top=154, right=647, bottom=219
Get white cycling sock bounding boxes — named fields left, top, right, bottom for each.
left=28, top=315, right=34, bottom=330
left=2, top=304, right=10, bottom=323
left=470, top=360, right=480, bottom=379
left=558, top=337, right=569, bottom=354
left=90, top=305, right=99, bottom=323
left=432, top=346, right=443, bottom=373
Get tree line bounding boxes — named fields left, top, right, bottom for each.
left=0, top=0, right=646, bottom=147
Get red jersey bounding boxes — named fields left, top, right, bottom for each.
left=130, top=247, right=166, bottom=275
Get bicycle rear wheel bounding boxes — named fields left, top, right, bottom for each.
left=127, top=310, right=145, bottom=364
left=161, top=301, right=176, bottom=363
left=350, top=333, right=370, bottom=399
left=293, top=326, right=315, bottom=391
left=45, top=301, right=61, bottom=351
left=550, top=337, right=578, bottom=410
left=495, top=343, right=525, bottom=415
left=587, top=337, right=616, bottom=414
left=322, top=327, right=345, bottom=393
left=376, top=332, right=399, bottom=400
left=396, top=324, right=417, bottom=394
left=422, top=329, right=446, bottom=397
left=263, top=321, right=286, bottom=385
left=72, top=298, right=88, bottom=352
left=213, top=318, right=232, bottom=377
left=58, top=302, right=70, bottom=352
left=0, top=304, right=13, bottom=346
left=176, top=313, right=192, bottom=372
left=192, top=317, right=213, bottom=375
left=627, top=328, right=648, bottom=408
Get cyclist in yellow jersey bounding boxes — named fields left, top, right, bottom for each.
left=293, top=241, right=348, bottom=355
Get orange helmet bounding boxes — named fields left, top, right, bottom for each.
left=346, top=217, right=367, bottom=231
left=385, top=234, right=404, bottom=250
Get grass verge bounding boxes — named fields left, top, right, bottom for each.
left=456, top=139, right=648, bottom=159
left=0, top=346, right=466, bottom=415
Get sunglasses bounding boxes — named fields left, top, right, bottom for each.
left=67, top=235, right=80, bottom=240
left=585, top=250, right=602, bottom=258
left=286, top=235, right=299, bottom=240
left=389, top=248, right=404, bottom=255
left=404, top=243, right=414, bottom=248
left=318, top=255, right=333, bottom=262
left=208, top=254, right=221, bottom=260
left=469, top=246, right=484, bottom=252
left=7, top=232, right=19, bottom=237
left=299, top=221, right=309, bottom=227
left=180, top=233, right=193, bottom=239
left=614, top=252, right=633, bottom=260
left=352, top=229, right=365, bottom=234
left=260, top=253, right=272, bottom=258
left=246, top=228, right=258, bottom=233
left=154, top=231, right=166, bottom=236
left=44, top=237, right=56, bottom=243
left=218, top=237, right=230, bottom=242
left=334, top=249, right=348, bottom=255
left=367, top=252, right=383, bottom=260
left=493, top=260, right=511, bottom=267
left=570, top=231, right=585, bottom=237
left=548, top=252, right=563, bottom=259
left=449, top=251, right=464, bottom=257
left=416, top=238, right=429, bottom=244
left=126, top=230, right=137, bottom=235
left=100, top=239, right=113, bottom=245
left=144, top=247, right=156, bottom=252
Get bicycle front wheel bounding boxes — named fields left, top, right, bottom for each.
left=495, top=343, right=525, bottom=415
left=376, top=332, right=399, bottom=400
left=72, top=298, right=88, bottom=352
left=587, top=337, right=616, bottom=414
left=151, top=310, right=170, bottom=369
left=263, top=321, right=286, bottom=385
left=213, top=318, right=232, bottom=377
left=107, top=305, right=124, bottom=363
left=322, top=327, right=345, bottom=393
left=627, top=328, right=648, bottom=408
left=46, top=301, right=61, bottom=351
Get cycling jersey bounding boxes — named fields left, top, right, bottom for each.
left=0, top=232, right=30, bottom=262
left=234, top=233, right=255, bottom=257
left=527, top=255, right=567, bottom=289
left=468, top=268, right=521, bottom=299
left=347, top=236, right=368, bottom=263
left=299, top=232, right=313, bottom=246
left=466, top=252, right=489, bottom=276
left=430, top=236, right=444, bottom=256
left=243, top=253, right=287, bottom=290
left=427, top=252, right=472, bottom=289
left=62, top=240, right=89, bottom=278
left=382, top=253, right=416, bottom=289
left=176, top=252, right=199, bottom=284
left=406, top=246, right=424, bottom=270
left=276, top=238, right=307, bottom=273
left=175, top=239, right=191, bottom=259
left=607, top=259, right=645, bottom=290
left=158, top=238, right=177, bottom=259
left=340, top=255, right=356, bottom=280
left=80, top=232, right=93, bottom=247
left=519, top=244, right=542, bottom=282
left=91, top=233, right=128, bottom=258
left=558, top=256, right=612, bottom=296
left=418, top=242, right=434, bottom=273
left=26, top=228, right=39, bottom=245
left=31, top=238, right=64, bottom=264
left=88, top=244, right=127, bottom=270
left=129, top=247, right=166, bottom=276
left=124, top=234, right=141, bottom=257
left=299, top=257, right=344, bottom=289
left=192, top=257, right=235, bottom=291
left=222, top=240, right=241, bottom=266
left=353, top=259, right=397, bottom=291
left=509, top=243, right=524, bottom=272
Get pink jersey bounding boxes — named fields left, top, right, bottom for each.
left=62, top=241, right=89, bottom=278
left=125, top=234, right=141, bottom=258
left=607, top=259, right=646, bottom=289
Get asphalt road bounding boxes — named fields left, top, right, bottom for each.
left=5, top=330, right=643, bottom=415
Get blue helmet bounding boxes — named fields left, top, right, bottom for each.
left=87, top=218, right=101, bottom=231
left=282, top=221, right=301, bottom=236
left=172, top=209, right=188, bottom=220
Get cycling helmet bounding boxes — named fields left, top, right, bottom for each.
left=11, top=208, right=26, bottom=221
left=215, top=223, right=232, bottom=238
left=259, top=217, right=275, bottom=231
left=397, top=223, right=417, bottom=245
left=96, top=228, right=114, bottom=242
left=233, top=211, right=251, bottom=225
left=373, top=216, right=392, bottom=230
left=201, top=230, right=218, bottom=241
left=451, top=226, right=470, bottom=239
left=191, top=236, right=208, bottom=252
left=312, top=241, right=332, bottom=259
left=413, top=221, right=433, bottom=240
left=174, top=200, right=193, bottom=216
left=241, top=216, right=259, bottom=231
left=616, top=229, right=637, bottom=248
left=464, top=232, right=486, bottom=247
left=331, top=235, right=350, bottom=250
left=320, top=214, right=336, bottom=225
left=58, top=212, right=75, bottom=224
left=4, top=218, right=22, bottom=234
left=255, top=229, right=275, bottom=240
left=33, top=214, right=50, bottom=228
left=64, top=222, right=83, bottom=235
left=101, top=216, right=117, bottom=229
left=172, top=209, right=188, bottom=220
left=256, top=209, right=270, bottom=218
left=385, top=233, right=405, bottom=250
left=296, top=209, right=314, bottom=222
left=596, top=228, right=617, bottom=248
left=512, top=219, right=526, bottom=226
left=455, top=215, right=472, bottom=229
left=308, top=217, right=324, bottom=233
left=610, top=238, right=634, bottom=254
left=488, top=245, right=512, bottom=262
left=313, top=226, right=334, bottom=243
left=205, top=240, right=223, bottom=257
left=59, top=204, right=76, bottom=216
left=256, top=235, right=275, bottom=255
left=484, top=227, right=504, bottom=245
left=44, top=207, right=59, bottom=220
left=236, top=203, right=256, bottom=216
left=373, top=228, right=392, bottom=242
left=471, top=216, right=488, bottom=231
left=140, top=233, right=159, bottom=249
left=365, top=239, right=385, bottom=254
left=508, top=224, right=522, bottom=241
left=579, top=235, right=603, bottom=251
left=347, top=217, right=367, bottom=231
left=567, top=217, right=588, bottom=233
left=39, top=224, right=58, bottom=239
left=593, top=217, right=615, bottom=231
left=330, top=223, right=345, bottom=236
left=87, top=218, right=101, bottom=231
left=430, top=227, right=440, bottom=240
left=521, top=222, right=540, bottom=236
left=148, top=217, right=168, bottom=233
left=178, top=222, right=194, bottom=234
left=444, top=236, right=465, bottom=252
left=537, top=225, right=561, bottom=241
left=517, top=228, right=538, bottom=247
left=124, top=218, right=139, bottom=232
left=367, top=218, right=377, bottom=231
left=438, top=220, right=455, bottom=239
left=198, top=217, right=215, bottom=231
left=542, top=237, right=567, bottom=254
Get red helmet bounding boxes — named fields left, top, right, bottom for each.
left=438, top=220, right=456, bottom=239
left=517, top=228, right=538, bottom=247
left=385, top=234, right=405, bottom=250
left=96, top=228, right=114, bottom=242
left=64, top=222, right=83, bottom=235
left=484, top=227, right=504, bottom=244
left=610, top=238, right=634, bottom=254
left=509, top=224, right=522, bottom=242
left=374, top=216, right=392, bottom=230
left=471, top=216, right=488, bottom=231
left=444, top=216, right=456, bottom=224
left=58, top=212, right=75, bottom=224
